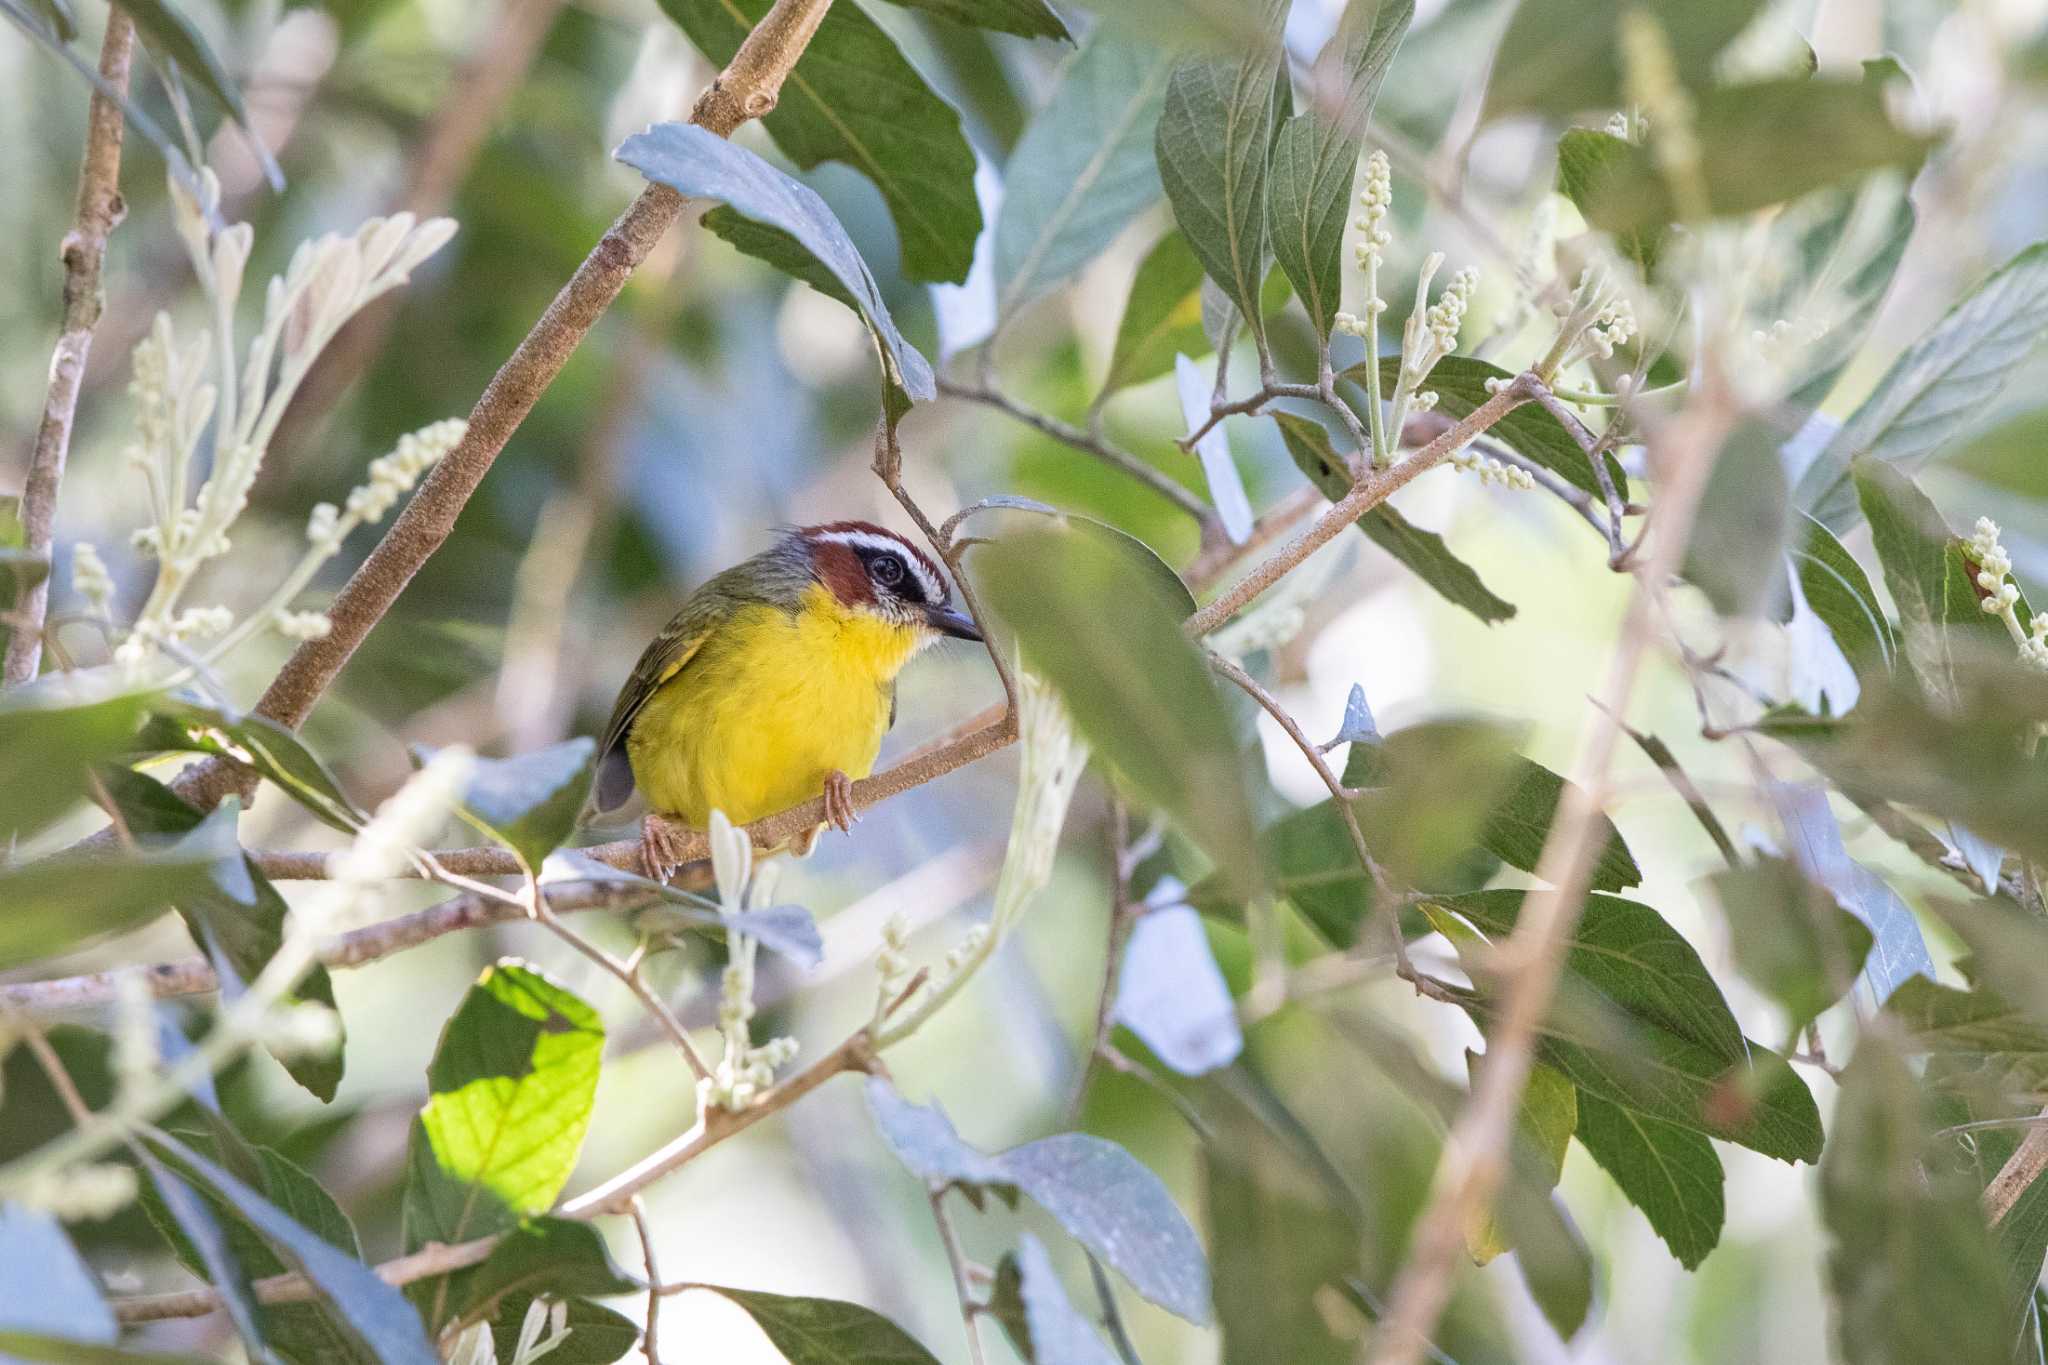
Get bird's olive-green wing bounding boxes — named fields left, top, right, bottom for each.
left=593, top=593, right=726, bottom=809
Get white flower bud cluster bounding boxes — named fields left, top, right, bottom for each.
left=112, top=973, right=159, bottom=1098
left=1452, top=446, right=1537, bottom=490
left=1965, top=518, right=2048, bottom=670
left=344, top=419, right=466, bottom=525
left=72, top=543, right=113, bottom=616
left=1355, top=149, right=1393, bottom=275
left=1426, top=266, right=1480, bottom=354
left=19, top=1162, right=139, bottom=1222
left=168, top=606, right=233, bottom=641
left=1582, top=289, right=1637, bottom=360
left=1538, top=267, right=1640, bottom=382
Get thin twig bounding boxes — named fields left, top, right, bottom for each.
left=7, top=10, right=136, bottom=685
left=1986, top=1112, right=2048, bottom=1227
left=631, top=1196, right=662, bottom=1365
left=936, top=379, right=1214, bottom=525
left=1363, top=371, right=1738, bottom=1365
left=1066, top=802, right=1139, bottom=1125
left=928, top=1186, right=989, bottom=1365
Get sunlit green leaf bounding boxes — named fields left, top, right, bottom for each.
left=1556, top=128, right=1664, bottom=275
left=140, top=694, right=367, bottom=834
left=1790, top=512, right=1897, bottom=683
left=402, top=960, right=604, bottom=1328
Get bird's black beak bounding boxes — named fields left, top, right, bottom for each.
left=923, top=604, right=983, bottom=641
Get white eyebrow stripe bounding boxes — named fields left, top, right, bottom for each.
left=815, top=529, right=946, bottom=602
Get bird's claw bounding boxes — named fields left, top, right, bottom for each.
left=823, top=770, right=860, bottom=835
left=640, top=813, right=690, bottom=883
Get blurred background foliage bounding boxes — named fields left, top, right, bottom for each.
left=9, top=0, right=2048, bottom=1360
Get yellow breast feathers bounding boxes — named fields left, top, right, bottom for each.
left=625, top=584, right=924, bottom=828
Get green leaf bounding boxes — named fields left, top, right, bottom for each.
left=700, top=206, right=859, bottom=311
left=1274, top=409, right=1517, bottom=623
left=1764, top=167, right=1918, bottom=411
left=1482, top=0, right=1766, bottom=121
left=1791, top=511, right=1898, bottom=683
left=1822, top=1036, right=2010, bottom=1365
left=877, top=0, right=1069, bottom=41
left=684, top=1286, right=942, bottom=1363
left=0, top=671, right=152, bottom=838
left=1463, top=1054, right=1576, bottom=1263
left=401, top=960, right=605, bottom=1326
left=1887, top=977, right=2048, bottom=1102
left=22, top=0, right=76, bottom=41
left=990, top=1235, right=1121, bottom=1365
left=1573, top=1090, right=1725, bottom=1269
left=1921, top=896, right=2048, bottom=1040
left=0, top=1202, right=115, bottom=1342
left=1114, top=903, right=1243, bottom=1075
left=1435, top=890, right=1744, bottom=1060
left=122, top=0, right=282, bottom=189
left=1683, top=421, right=1791, bottom=618
left=421, top=738, right=595, bottom=872
left=1267, top=0, right=1414, bottom=335
left=142, top=1129, right=437, bottom=1364
left=98, top=766, right=344, bottom=1101
left=1853, top=461, right=2012, bottom=701
left=435, top=1218, right=637, bottom=1335
left=1945, top=405, right=2048, bottom=502
left=1426, top=895, right=1824, bottom=1162
left=1064, top=0, right=1272, bottom=52
left=1101, top=230, right=1210, bottom=397
left=1797, top=240, right=2048, bottom=530
left=134, top=1147, right=267, bottom=1358
left=657, top=0, right=981, bottom=283
left=974, top=522, right=1260, bottom=893
left=0, top=818, right=237, bottom=970
left=485, top=1296, right=637, bottom=1365
left=1154, top=2, right=1288, bottom=333
left=142, top=1128, right=370, bottom=1364
left=1556, top=129, right=1665, bottom=275
left=1565, top=78, right=1931, bottom=235
left=867, top=1080, right=1211, bottom=1324
left=617, top=122, right=936, bottom=408
left=140, top=694, right=367, bottom=833
left=1700, top=857, right=1872, bottom=1035
left=1354, top=354, right=1628, bottom=498
left=1933, top=1088, right=2048, bottom=1352
left=994, top=30, right=1176, bottom=320
left=1475, top=758, right=1641, bottom=893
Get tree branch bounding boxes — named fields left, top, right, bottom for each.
left=1986, top=1111, right=2048, bottom=1226
left=935, top=378, right=1216, bottom=526
left=125, top=0, right=841, bottom=826
left=1362, top=372, right=1737, bottom=1365
left=6, top=9, right=136, bottom=685
left=1185, top=373, right=1540, bottom=638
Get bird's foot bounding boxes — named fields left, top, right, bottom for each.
left=640, top=813, right=692, bottom=883
left=822, top=769, right=860, bottom=835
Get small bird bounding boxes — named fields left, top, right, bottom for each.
left=595, top=521, right=982, bottom=875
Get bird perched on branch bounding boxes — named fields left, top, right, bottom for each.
left=596, top=521, right=982, bottom=877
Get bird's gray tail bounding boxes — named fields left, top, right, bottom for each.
left=594, top=745, right=635, bottom=812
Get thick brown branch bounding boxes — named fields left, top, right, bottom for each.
left=142, top=0, right=840, bottom=823
left=1986, top=1112, right=2048, bottom=1226
left=6, top=10, right=136, bottom=685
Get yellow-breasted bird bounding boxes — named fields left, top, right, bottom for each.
left=595, top=521, right=981, bottom=874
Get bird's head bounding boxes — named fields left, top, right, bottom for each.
left=794, top=522, right=982, bottom=643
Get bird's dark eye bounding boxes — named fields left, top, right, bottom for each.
left=869, top=553, right=906, bottom=589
